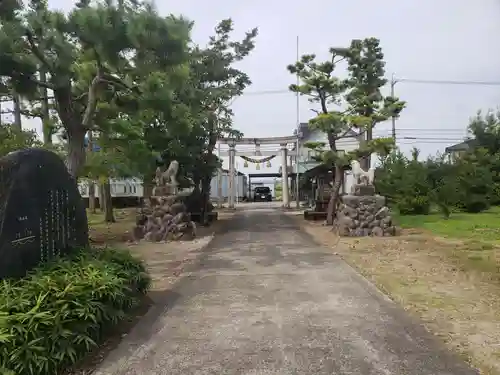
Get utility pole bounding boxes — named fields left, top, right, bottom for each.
left=217, top=142, right=223, bottom=208
left=295, top=35, right=301, bottom=209
left=390, top=73, right=398, bottom=142
left=40, top=68, right=51, bottom=144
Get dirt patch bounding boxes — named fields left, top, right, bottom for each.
left=296, top=219, right=500, bottom=375
left=126, top=235, right=215, bottom=292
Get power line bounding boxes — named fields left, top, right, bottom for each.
left=399, top=137, right=464, bottom=141
left=2, top=77, right=499, bottom=105
left=242, top=77, right=500, bottom=96
left=398, top=141, right=463, bottom=145
left=394, top=128, right=467, bottom=132
left=378, top=134, right=466, bottom=141
left=397, top=78, right=500, bottom=86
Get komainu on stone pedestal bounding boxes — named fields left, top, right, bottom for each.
left=130, top=161, right=197, bottom=243
left=335, top=193, right=399, bottom=237
left=335, top=160, right=401, bottom=237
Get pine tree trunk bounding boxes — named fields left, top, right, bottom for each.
left=99, top=181, right=105, bottom=212
left=88, top=182, right=97, bottom=214
left=65, top=129, right=86, bottom=178
left=360, top=127, right=373, bottom=170
left=86, top=131, right=96, bottom=213
left=200, top=175, right=212, bottom=225
left=326, top=165, right=343, bottom=225
left=102, top=179, right=115, bottom=223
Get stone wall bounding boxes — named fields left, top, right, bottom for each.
left=335, top=194, right=399, bottom=237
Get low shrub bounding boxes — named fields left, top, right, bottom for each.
left=461, top=194, right=491, bottom=213
left=396, top=195, right=431, bottom=216
left=0, top=248, right=151, bottom=375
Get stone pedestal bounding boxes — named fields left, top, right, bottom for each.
left=351, top=184, right=376, bottom=196
left=335, top=184, right=400, bottom=237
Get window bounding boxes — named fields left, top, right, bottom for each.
left=307, top=149, right=344, bottom=159
left=307, top=150, right=322, bottom=160
left=254, top=187, right=271, bottom=194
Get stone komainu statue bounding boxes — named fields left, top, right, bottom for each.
left=153, top=160, right=179, bottom=195
left=350, top=160, right=375, bottom=186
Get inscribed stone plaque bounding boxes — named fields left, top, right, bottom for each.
left=0, top=148, right=89, bottom=279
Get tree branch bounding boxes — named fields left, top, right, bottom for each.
left=81, top=72, right=102, bottom=130
left=10, top=71, right=55, bottom=90
left=25, top=30, right=53, bottom=72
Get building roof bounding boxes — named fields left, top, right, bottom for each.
left=221, top=168, right=245, bottom=176
left=297, top=122, right=358, bottom=141
left=444, top=139, right=476, bottom=153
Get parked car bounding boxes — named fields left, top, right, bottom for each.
left=253, top=186, right=272, bottom=202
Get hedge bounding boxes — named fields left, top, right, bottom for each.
left=0, top=248, right=151, bottom=375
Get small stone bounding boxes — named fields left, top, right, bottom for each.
left=338, top=216, right=354, bottom=227
left=169, top=202, right=186, bottom=215
left=375, top=206, right=389, bottom=219
left=354, top=228, right=364, bottom=237
left=132, top=225, right=145, bottom=240
left=372, top=226, right=384, bottom=236
left=382, top=216, right=392, bottom=226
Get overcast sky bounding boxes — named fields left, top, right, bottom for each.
left=14, top=0, right=500, bottom=175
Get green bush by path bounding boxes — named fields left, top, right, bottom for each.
left=0, top=248, right=151, bottom=375
left=376, top=148, right=495, bottom=217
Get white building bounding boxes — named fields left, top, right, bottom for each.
left=209, top=169, right=248, bottom=202
left=292, top=122, right=362, bottom=195
left=78, top=173, right=248, bottom=205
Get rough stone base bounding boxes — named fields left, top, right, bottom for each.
left=351, top=184, right=376, bottom=196
left=131, top=193, right=197, bottom=243
left=335, top=194, right=400, bottom=237
left=152, top=185, right=177, bottom=197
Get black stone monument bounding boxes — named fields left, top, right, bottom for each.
left=0, top=148, right=89, bottom=279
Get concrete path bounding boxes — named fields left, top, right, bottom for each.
left=95, top=206, right=479, bottom=375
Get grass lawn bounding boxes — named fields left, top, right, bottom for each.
left=395, top=206, right=500, bottom=243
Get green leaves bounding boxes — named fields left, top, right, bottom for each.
left=0, top=248, right=150, bottom=375
left=287, top=53, right=346, bottom=107
left=288, top=37, right=406, bottom=182
left=0, top=124, right=41, bottom=156
left=1, top=1, right=255, bottom=193
left=345, top=38, right=405, bottom=129
left=377, top=146, right=497, bottom=217
left=468, top=109, right=500, bottom=155
left=0, top=0, right=194, bottom=177
left=309, top=112, right=347, bottom=134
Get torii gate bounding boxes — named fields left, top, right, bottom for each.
left=218, top=135, right=298, bottom=208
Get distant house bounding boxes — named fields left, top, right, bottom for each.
left=444, top=139, right=476, bottom=161
left=292, top=122, right=363, bottom=194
